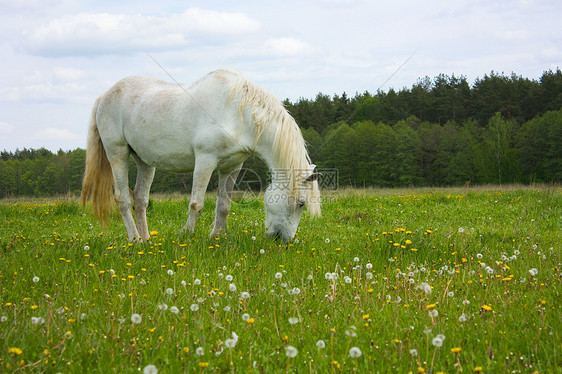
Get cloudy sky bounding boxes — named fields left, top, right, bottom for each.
left=0, top=0, right=560, bottom=152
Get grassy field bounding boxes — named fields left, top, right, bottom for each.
left=0, top=186, right=560, bottom=373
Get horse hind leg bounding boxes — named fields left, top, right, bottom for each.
left=107, top=148, right=140, bottom=242
left=132, top=154, right=155, bottom=241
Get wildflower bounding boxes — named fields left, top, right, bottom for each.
left=458, top=314, right=467, bottom=322
left=190, top=304, right=199, bottom=312
left=170, top=306, right=179, bottom=314
left=225, top=332, right=238, bottom=348
left=451, top=347, right=462, bottom=353
left=417, top=282, right=432, bottom=294
left=325, top=238, right=330, bottom=244
left=32, top=276, right=39, bottom=283
left=275, top=272, right=283, bottom=279
left=474, top=366, right=483, bottom=372
left=196, top=347, right=204, bottom=356
left=353, top=257, right=360, bottom=263
left=167, top=270, right=174, bottom=276
left=482, top=305, right=492, bottom=311
left=247, top=318, right=255, bottom=324
left=194, top=279, right=201, bottom=285
left=8, top=347, right=23, bottom=355
left=1, top=316, right=7, bottom=322
left=285, top=345, right=298, bottom=358
left=458, top=227, right=465, bottom=233
left=84, top=245, right=90, bottom=251
left=463, top=299, right=470, bottom=305
left=158, top=303, right=168, bottom=311
left=180, top=280, right=187, bottom=286
left=31, top=316, right=45, bottom=325
left=529, top=268, right=538, bottom=277
left=345, top=326, right=357, bottom=337
left=349, top=347, right=362, bottom=358
left=143, top=364, right=158, bottom=374
left=410, top=349, right=418, bottom=356
left=80, top=313, right=87, bottom=320
left=428, top=310, right=438, bottom=317
left=131, top=313, right=142, bottom=324
left=198, top=362, right=209, bottom=368
left=288, top=317, right=299, bottom=325
left=260, top=249, right=265, bottom=254
left=229, top=283, right=237, bottom=292
left=485, top=266, right=494, bottom=275
left=344, top=276, right=352, bottom=284
left=432, top=337, right=444, bottom=347
left=366, top=272, right=373, bottom=279
left=225, top=275, right=233, bottom=282
left=165, top=288, right=173, bottom=295
left=316, top=340, right=326, bottom=349
left=448, top=292, right=454, bottom=297
left=242, top=313, right=250, bottom=321
left=240, top=291, right=250, bottom=299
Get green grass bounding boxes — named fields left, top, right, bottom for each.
left=0, top=186, right=560, bottom=373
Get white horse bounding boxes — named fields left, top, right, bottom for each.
left=82, top=69, right=321, bottom=242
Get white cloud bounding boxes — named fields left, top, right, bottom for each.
left=34, top=128, right=80, bottom=141
left=23, top=8, right=261, bottom=57
left=0, top=121, right=14, bottom=133
left=264, top=38, right=310, bottom=57
left=0, top=82, right=86, bottom=103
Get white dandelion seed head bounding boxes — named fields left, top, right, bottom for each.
left=165, top=288, right=174, bottom=295
left=353, top=257, right=360, bottom=263
left=225, top=338, right=237, bottom=348
left=260, top=248, right=265, bottom=254
left=84, top=245, right=90, bottom=251
left=458, top=227, right=465, bottom=233
left=251, top=236, right=256, bottom=241
left=32, top=276, right=39, bottom=283
left=344, top=276, right=352, bottom=284
left=196, top=347, right=204, bottom=356
left=463, top=299, right=470, bottom=305
left=1, top=316, right=7, bottom=323
left=223, top=305, right=231, bottom=312
left=242, top=313, right=250, bottom=321
left=275, top=272, right=283, bottom=279
left=240, top=291, right=250, bottom=300
left=366, top=263, right=373, bottom=269
left=31, top=316, right=45, bottom=325
left=324, top=238, right=330, bottom=244
left=349, top=347, right=362, bottom=358
left=410, top=349, right=418, bottom=356
left=477, top=253, right=483, bottom=259
left=194, top=278, right=201, bottom=285
left=229, top=283, right=237, bottom=292
left=288, top=317, right=299, bottom=325
left=486, top=266, right=494, bottom=275
left=170, top=306, right=179, bottom=314
left=448, top=291, right=455, bottom=297
left=285, top=345, right=298, bottom=358
left=143, top=364, right=158, bottom=374
left=131, top=313, right=142, bottom=324
left=459, top=314, right=467, bottom=322
left=292, top=287, right=301, bottom=295
left=514, top=250, right=520, bottom=256
left=190, top=304, right=199, bottom=312
left=366, top=272, right=373, bottom=280
left=167, top=270, right=174, bottom=276
left=109, top=269, right=115, bottom=275
left=429, top=309, right=439, bottom=317
left=316, top=340, right=326, bottom=349
left=158, top=303, right=168, bottom=311
left=432, top=337, right=443, bottom=347
left=529, top=268, right=538, bottom=276
left=225, top=274, right=233, bottom=282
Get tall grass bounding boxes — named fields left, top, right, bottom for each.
left=0, top=186, right=560, bottom=372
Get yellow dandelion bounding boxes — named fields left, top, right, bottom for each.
left=362, top=314, right=369, bottom=320
left=451, top=347, right=462, bottom=353
left=8, top=347, right=23, bottom=355
left=247, top=318, right=255, bottom=324
left=150, top=231, right=158, bottom=236
left=198, top=362, right=209, bottom=368
left=482, top=305, right=492, bottom=311
left=474, top=367, right=483, bottom=372
left=426, top=304, right=436, bottom=309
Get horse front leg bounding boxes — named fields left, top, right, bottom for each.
left=183, top=156, right=216, bottom=234
left=211, top=165, right=242, bottom=237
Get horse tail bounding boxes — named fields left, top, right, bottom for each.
left=81, top=96, right=114, bottom=224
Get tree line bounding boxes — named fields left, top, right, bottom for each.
left=1, top=70, right=561, bottom=198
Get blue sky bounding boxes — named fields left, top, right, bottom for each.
left=0, top=0, right=560, bottom=151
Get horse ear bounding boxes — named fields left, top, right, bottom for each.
left=305, top=165, right=321, bottom=182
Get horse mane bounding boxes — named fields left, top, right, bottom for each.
left=225, top=70, right=321, bottom=216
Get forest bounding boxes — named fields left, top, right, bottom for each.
left=1, top=69, right=561, bottom=198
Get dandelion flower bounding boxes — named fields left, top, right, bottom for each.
left=324, top=238, right=330, bottom=244
left=190, top=304, right=199, bottom=312
left=451, top=347, right=462, bottom=353
left=288, top=317, right=299, bottom=325
left=32, top=276, right=39, bottom=283
left=1, top=316, right=7, bottom=323
left=158, top=303, right=168, bottom=311
left=292, top=287, right=301, bottom=295
left=529, top=268, right=538, bottom=276
left=316, top=340, right=326, bottom=349
left=366, top=263, right=372, bottom=269
left=432, top=337, right=443, bottom=347
left=229, top=283, right=237, bottom=292
left=196, top=347, right=204, bottom=356
left=417, top=282, right=432, bottom=294
left=260, top=249, right=265, bottom=254
left=143, top=364, right=158, bottom=374
left=167, top=270, right=174, bottom=276
left=194, top=279, right=201, bottom=285
left=225, top=274, right=233, bottom=282
left=180, top=280, right=186, bottom=286
left=275, top=272, right=283, bottom=279
left=428, top=310, right=438, bottom=317
left=410, top=349, right=418, bottom=356
left=8, top=347, right=23, bottom=355
left=31, top=316, right=45, bottom=325
left=477, top=253, right=483, bottom=259
left=462, top=299, right=470, bottom=305
left=225, top=338, right=237, bottom=348
left=240, top=291, right=250, bottom=300
left=349, top=347, right=362, bottom=358
left=285, top=345, right=298, bottom=358
left=242, top=313, right=250, bottom=321
left=170, top=306, right=179, bottom=314
left=165, top=288, right=173, bottom=295
left=131, top=313, right=142, bottom=324
left=459, top=314, right=467, bottom=322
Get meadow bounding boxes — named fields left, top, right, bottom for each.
left=0, top=186, right=560, bottom=373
